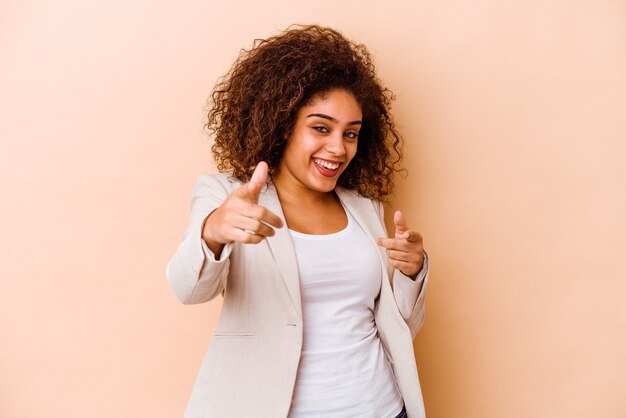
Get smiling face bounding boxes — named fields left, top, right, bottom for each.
left=274, top=89, right=362, bottom=196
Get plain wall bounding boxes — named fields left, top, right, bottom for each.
left=1, top=1, right=624, bottom=417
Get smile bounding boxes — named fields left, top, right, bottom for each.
left=313, top=158, right=340, bottom=170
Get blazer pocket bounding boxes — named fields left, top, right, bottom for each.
left=212, top=331, right=255, bottom=339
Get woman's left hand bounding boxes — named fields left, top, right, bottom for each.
left=377, top=210, right=425, bottom=280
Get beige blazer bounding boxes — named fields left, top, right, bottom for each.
left=166, top=173, right=429, bottom=418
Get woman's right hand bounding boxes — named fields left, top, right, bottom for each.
left=201, top=161, right=283, bottom=257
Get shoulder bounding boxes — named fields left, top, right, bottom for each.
left=192, top=172, right=242, bottom=198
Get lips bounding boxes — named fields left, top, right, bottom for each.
left=313, top=158, right=340, bottom=170
left=313, top=158, right=342, bottom=177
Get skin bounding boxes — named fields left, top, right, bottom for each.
left=202, top=88, right=424, bottom=277
left=272, top=89, right=361, bottom=235
left=201, top=161, right=283, bottom=258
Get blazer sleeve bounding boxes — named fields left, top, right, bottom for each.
left=374, top=200, right=429, bottom=338
left=165, top=174, right=235, bottom=305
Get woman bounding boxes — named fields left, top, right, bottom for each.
left=166, top=25, right=429, bottom=418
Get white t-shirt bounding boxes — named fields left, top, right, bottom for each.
left=288, top=209, right=404, bottom=418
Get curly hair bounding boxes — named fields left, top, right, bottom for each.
left=206, top=24, right=404, bottom=200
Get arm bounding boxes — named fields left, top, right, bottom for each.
left=374, top=200, right=430, bottom=338
left=391, top=253, right=429, bottom=337
left=165, top=174, right=234, bottom=305
left=166, top=163, right=282, bottom=305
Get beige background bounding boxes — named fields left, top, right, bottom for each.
left=1, top=0, right=625, bottom=417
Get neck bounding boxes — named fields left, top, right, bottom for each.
left=271, top=174, right=336, bottom=208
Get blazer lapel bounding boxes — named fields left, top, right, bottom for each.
left=257, top=185, right=389, bottom=323
left=336, top=188, right=400, bottom=304
left=335, top=188, right=388, bottom=265
left=258, top=182, right=303, bottom=322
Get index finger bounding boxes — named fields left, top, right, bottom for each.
left=234, top=161, right=269, bottom=203
left=256, top=206, right=283, bottom=229
left=376, top=237, right=410, bottom=251
left=247, top=161, right=268, bottom=198
left=405, top=230, right=423, bottom=243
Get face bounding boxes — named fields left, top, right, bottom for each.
left=275, top=89, right=362, bottom=195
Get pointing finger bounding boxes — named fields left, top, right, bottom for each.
left=240, top=204, right=283, bottom=229
left=394, top=210, right=408, bottom=239
left=393, top=210, right=422, bottom=243
left=248, top=161, right=268, bottom=199
left=404, top=230, right=423, bottom=243
left=237, top=161, right=269, bottom=203
left=377, top=237, right=411, bottom=251
left=377, top=236, right=423, bottom=251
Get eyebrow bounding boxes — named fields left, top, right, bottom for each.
left=306, top=113, right=362, bottom=126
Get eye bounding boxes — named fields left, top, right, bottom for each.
left=313, top=125, right=329, bottom=133
left=344, top=130, right=359, bottom=140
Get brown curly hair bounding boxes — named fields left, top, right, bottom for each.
left=206, top=24, right=403, bottom=200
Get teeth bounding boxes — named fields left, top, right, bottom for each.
left=314, top=159, right=340, bottom=170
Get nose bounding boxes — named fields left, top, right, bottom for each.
left=325, top=132, right=346, bottom=156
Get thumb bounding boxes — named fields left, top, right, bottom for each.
left=394, top=210, right=410, bottom=240
left=241, top=161, right=268, bottom=203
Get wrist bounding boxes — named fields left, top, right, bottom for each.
left=201, top=211, right=227, bottom=258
